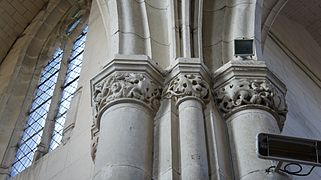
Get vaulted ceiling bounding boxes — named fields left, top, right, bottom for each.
left=281, top=0, right=321, bottom=47
left=0, top=0, right=321, bottom=64
left=0, top=0, right=49, bottom=64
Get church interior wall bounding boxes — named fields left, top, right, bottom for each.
left=264, top=14, right=321, bottom=179
left=0, top=0, right=321, bottom=179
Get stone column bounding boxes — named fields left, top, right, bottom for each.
left=165, top=74, right=210, bottom=180
left=213, top=60, right=289, bottom=180
left=90, top=58, right=163, bottom=180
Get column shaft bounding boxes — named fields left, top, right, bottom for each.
left=178, top=99, right=209, bottom=180
left=94, top=103, right=153, bottom=180
left=90, top=62, right=162, bottom=180
left=213, top=61, right=289, bottom=179
left=227, top=109, right=289, bottom=180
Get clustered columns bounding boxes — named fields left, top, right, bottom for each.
left=90, top=57, right=163, bottom=180
left=164, top=60, right=211, bottom=180
left=213, top=60, right=289, bottom=180
left=90, top=57, right=212, bottom=180
left=90, top=57, right=290, bottom=179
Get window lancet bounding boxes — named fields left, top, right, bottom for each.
left=9, top=19, right=88, bottom=177
left=50, top=26, right=88, bottom=150
left=10, top=48, right=63, bottom=176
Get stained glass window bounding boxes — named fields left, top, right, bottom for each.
left=10, top=21, right=88, bottom=176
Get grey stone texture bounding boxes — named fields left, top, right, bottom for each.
left=0, top=0, right=321, bottom=180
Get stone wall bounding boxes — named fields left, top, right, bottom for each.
left=265, top=14, right=321, bottom=179
left=1, top=0, right=321, bottom=180
left=0, top=1, right=94, bottom=179
left=0, top=0, right=72, bottom=177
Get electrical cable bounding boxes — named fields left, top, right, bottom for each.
left=282, top=163, right=303, bottom=174
left=280, top=163, right=316, bottom=177
left=266, top=165, right=276, bottom=173
left=266, top=163, right=316, bottom=177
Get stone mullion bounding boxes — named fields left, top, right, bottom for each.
left=34, top=40, right=73, bottom=160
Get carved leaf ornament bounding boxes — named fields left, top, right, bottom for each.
left=164, top=74, right=210, bottom=103
left=214, top=79, right=287, bottom=118
left=93, top=72, right=162, bottom=116
left=90, top=72, right=162, bottom=160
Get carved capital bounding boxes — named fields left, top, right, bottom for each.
left=90, top=72, right=162, bottom=161
left=214, top=79, right=287, bottom=128
left=164, top=74, right=210, bottom=104
left=93, top=72, right=162, bottom=115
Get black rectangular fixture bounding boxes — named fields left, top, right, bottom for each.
left=257, top=133, right=321, bottom=167
left=234, top=39, right=254, bottom=57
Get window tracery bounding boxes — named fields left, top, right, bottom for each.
left=50, top=26, right=88, bottom=150
left=9, top=16, right=88, bottom=177
left=9, top=48, right=63, bottom=176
